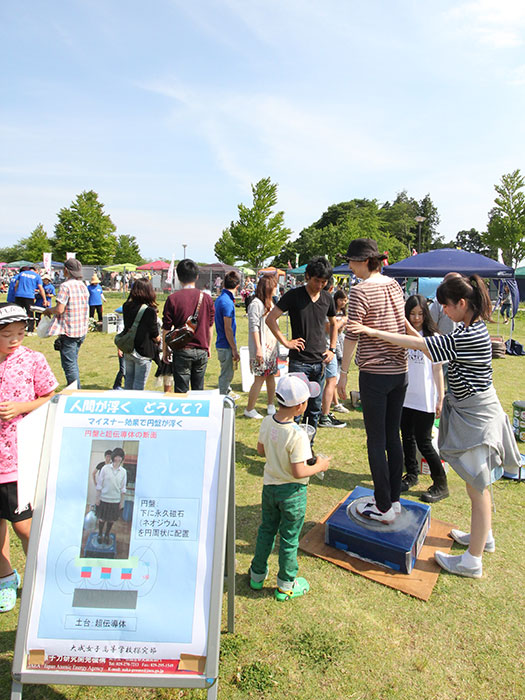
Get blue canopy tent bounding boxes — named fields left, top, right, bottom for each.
left=382, top=248, right=519, bottom=347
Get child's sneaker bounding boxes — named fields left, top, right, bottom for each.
left=434, top=551, right=482, bottom=578
left=356, top=500, right=396, bottom=524
left=249, top=567, right=267, bottom=591
left=275, top=577, right=310, bottom=601
left=449, top=529, right=495, bottom=553
left=0, top=571, right=20, bottom=613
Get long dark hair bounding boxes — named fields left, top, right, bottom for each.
left=255, top=274, right=277, bottom=313
left=436, top=274, right=491, bottom=322
left=128, top=278, right=157, bottom=309
left=405, top=294, right=438, bottom=337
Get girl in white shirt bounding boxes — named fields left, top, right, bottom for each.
left=400, top=295, right=447, bottom=503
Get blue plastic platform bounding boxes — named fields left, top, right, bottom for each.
left=325, top=486, right=430, bottom=574
left=83, top=531, right=117, bottom=559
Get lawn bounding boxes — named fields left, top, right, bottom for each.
left=1, top=294, right=524, bottom=700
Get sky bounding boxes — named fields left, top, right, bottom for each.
left=2, top=0, right=525, bottom=264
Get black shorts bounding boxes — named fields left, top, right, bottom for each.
left=0, top=482, right=33, bottom=523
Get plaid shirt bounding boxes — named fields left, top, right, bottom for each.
left=50, top=279, right=89, bottom=338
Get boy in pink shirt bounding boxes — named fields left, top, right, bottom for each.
left=0, top=304, right=57, bottom=612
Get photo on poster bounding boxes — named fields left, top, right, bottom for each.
left=80, top=440, right=139, bottom=561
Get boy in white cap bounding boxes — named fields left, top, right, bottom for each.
left=249, top=373, right=330, bottom=601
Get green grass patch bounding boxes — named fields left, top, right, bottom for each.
left=1, top=299, right=524, bottom=699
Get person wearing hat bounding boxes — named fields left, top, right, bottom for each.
left=13, top=265, right=48, bottom=335
left=249, top=373, right=330, bottom=601
left=34, top=273, right=55, bottom=309
left=0, top=303, right=57, bottom=612
left=87, top=273, right=106, bottom=323
left=337, top=238, right=407, bottom=524
left=43, top=258, right=89, bottom=387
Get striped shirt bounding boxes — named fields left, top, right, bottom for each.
left=49, top=279, right=89, bottom=338
left=424, top=321, right=493, bottom=401
left=345, top=276, right=407, bottom=374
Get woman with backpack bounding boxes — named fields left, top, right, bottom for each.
left=121, top=279, right=160, bottom=390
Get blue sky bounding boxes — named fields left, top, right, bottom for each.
left=2, top=0, right=525, bottom=263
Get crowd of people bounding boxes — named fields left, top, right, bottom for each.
left=0, top=240, right=521, bottom=614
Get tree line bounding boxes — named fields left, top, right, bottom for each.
left=215, top=170, right=525, bottom=270
left=0, top=191, right=144, bottom=266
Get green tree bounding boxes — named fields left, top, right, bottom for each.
left=215, top=178, right=292, bottom=270
left=52, top=190, right=117, bottom=264
left=18, top=223, right=51, bottom=262
left=113, top=234, right=144, bottom=265
left=213, top=225, right=237, bottom=266
left=0, top=243, right=25, bottom=263
left=380, top=191, right=419, bottom=249
left=485, top=169, right=525, bottom=267
left=455, top=229, right=497, bottom=258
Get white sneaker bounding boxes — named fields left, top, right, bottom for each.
left=392, top=501, right=401, bottom=515
left=356, top=500, right=396, bottom=524
left=332, top=404, right=350, bottom=414
left=434, top=551, right=482, bottom=578
left=228, top=391, right=240, bottom=401
left=267, top=405, right=276, bottom=415
left=449, top=529, right=495, bottom=553
left=244, top=408, right=264, bottom=419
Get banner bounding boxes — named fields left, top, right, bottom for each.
left=24, top=391, right=224, bottom=674
left=43, top=252, right=52, bottom=275
left=66, top=252, right=76, bottom=260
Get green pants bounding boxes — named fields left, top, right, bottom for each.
left=251, top=482, right=307, bottom=588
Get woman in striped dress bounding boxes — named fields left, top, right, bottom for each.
left=348, top=274, right=520, bottom=578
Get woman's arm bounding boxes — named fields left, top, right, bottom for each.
left=266, top=306, right=305, bottom=352
left=346, top=320, right=432, bottom=359
left=336, top=337, right=358, bottom=400
left=432, top=363, right=445, bottom=418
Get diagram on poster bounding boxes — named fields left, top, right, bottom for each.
left=24, top=391, right=225, bottom=673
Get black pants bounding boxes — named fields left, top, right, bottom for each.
left=359, top=371, right=408, bottom=512
left=15, top=297, right=35, bottom=332
left=400, top=407, right=447, bottom=486
left=89, top=305, right=103, bottom=322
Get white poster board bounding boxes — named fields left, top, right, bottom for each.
left=13, top=390, right=234, bottom=696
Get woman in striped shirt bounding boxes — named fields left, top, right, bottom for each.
left=348, top=274, right=520, bottom=579
left=337, top=238, right=408, bottom=525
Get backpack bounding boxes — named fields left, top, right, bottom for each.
left=114, top=304, right=148, bottom=354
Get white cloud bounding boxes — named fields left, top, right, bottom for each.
left=447, top=0, right=525, bottom=48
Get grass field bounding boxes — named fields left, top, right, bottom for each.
left=1, top=293, right=524, bottom=700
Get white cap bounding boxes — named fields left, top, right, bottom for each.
left=275, top=372, right=321, bottom=407
left=0, top=304, right=28, bottom=326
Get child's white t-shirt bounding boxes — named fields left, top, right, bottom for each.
left=404, top=332, right=438, bottom=413
left=259, top=415, right=312, bottom=486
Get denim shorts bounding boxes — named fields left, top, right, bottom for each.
left=325, top=353, right=338, bottom=379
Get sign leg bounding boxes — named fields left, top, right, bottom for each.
left=11, top=679, right=23, bottom=700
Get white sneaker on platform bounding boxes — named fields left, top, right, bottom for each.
left=356, top=500, right=396, bottom=524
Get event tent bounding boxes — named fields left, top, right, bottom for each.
left=381, top=248, right=514, bottom=279
left=136, top=260, right=170, bottom=270
left=103, top=263, right=138, bottom=272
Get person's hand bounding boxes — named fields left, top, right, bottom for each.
left=0, top=402, right=22, bottom=421
left=286, top=337, right=305, bottom=352
left=435, top=397, right=443, bottom=419
left=337, top=375, right=348, bottom=400
left=322, top=349, right=335, bottom=364
left=232, top=349, right=240, bottom=362
left=42, top=307, right=52, bottom=317
left=255, top=350, right=264, bottom=364
left=316, top=455, right=331, bottom=472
